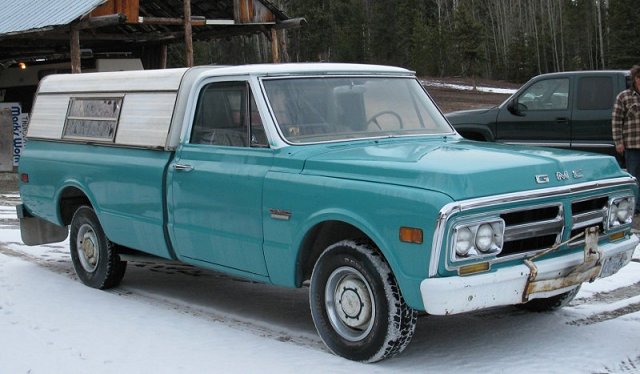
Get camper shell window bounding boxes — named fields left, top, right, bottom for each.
left=63, top=97, right=123, bottom=141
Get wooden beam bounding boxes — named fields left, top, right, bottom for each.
left=75, top=14, right=126, bottom=30
left=138, top=16, right=205, bottom=26
left=3, top=31, right=179, bottom=42
left=271, top=28, right=280, bottom=63
left=160, top=44, right=168, bottom=69
left=183, top=0, right=194, bottom=67
left=70, top=27, right=81, bottom=73
left=274, top=17, right=307, bottom=31
left=91, top=0, right=139, bottom=23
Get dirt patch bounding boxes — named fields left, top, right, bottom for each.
left=422, top=76, right=519, bottom=113
left=427, top=86, right=510, bottom=113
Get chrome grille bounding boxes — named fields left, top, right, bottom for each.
left=570, top=196, right=608, bottom=244
left=495, top=196, right=610, bottom=257
left=498, top=204, right=563, bottom=257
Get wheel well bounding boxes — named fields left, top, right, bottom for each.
left=59, top=187, right=92, bottom=225
left=297, top=220, right=370, bottom=286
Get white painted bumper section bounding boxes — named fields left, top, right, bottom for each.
left=420, top=235, right=639, bottom=315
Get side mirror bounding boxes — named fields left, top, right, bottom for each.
left=507, top=99, right=527, bottom=116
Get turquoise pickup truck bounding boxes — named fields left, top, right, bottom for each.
left=17, top=64, right=638, bottom=362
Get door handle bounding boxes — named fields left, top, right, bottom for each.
left=173, top=163, right=194, bottom=172
left=555, top=117, right=569, bottom=124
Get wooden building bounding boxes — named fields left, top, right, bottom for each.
left=0, top=0, right=304, bottom=72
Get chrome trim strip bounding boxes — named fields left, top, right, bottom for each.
left=571, top=211, right=605, bottom=230
left=505, top=141, right=571, bottom=147
left=504, top=219, right=564, bottom=242
left=571, top=143, right=615, bottom=149
left=269, top=209, right=292, bottom=221
left=505, top=142, right=615, bottom=149
left=428, top=176, right=636, bottom=277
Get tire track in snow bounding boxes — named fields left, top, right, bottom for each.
left=106, top=286, right=326, bottom=353
left=567, top=301, right=640, bottom=326
left=0, top=245, right=326, bottom=353
left=600, top=354, right=640, bottom=373
left=572, top=282, right=640, bottom=306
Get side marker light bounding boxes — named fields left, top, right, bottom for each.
left=399, top=227, right=423, bottom=244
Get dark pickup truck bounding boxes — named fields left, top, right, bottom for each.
left=446, top=70, right=630, bottom=162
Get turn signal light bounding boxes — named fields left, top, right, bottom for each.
left=399, top=227, right=423, bottom=244
left=458, top=262, right=490, bottom=276
left=608, top=232, right=625, bottom=242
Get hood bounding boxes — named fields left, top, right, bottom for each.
left=301, top=138, right=627, bottom=201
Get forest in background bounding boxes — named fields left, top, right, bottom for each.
left=170, top=0, right=640, bottom=83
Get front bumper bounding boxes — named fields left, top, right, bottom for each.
left=420, top=233, right=638, bottom=315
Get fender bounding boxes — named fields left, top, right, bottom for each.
left=53, top=178, right=101, bottom=226
left=272, top=206, right=429, bottom=310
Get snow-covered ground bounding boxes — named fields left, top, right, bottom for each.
left=2, top=188, right=640, bottom=373
left=421, top=79, right=518, bottom=95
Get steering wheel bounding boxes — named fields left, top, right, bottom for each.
left=366, top=111, right=404, bottom=130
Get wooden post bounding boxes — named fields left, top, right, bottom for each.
left=271, top=28, right=280, bottom=63
left=183, top=0, right=194, bottom=67
left=70, top=26, right=81, bottom=73
left=160, top=44, right=168, bottom=69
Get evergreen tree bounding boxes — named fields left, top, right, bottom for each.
left=409, top=6, right=430, bottom=75
left=452, top=1, right=484, bottom=88
left=608, top=0, right=640, bottom=69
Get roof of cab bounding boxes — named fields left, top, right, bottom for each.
left=37, top=63, right=415, bottom=94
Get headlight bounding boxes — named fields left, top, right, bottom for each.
left=454, top=227, right=473, bottom=256
left=607, top=196, right=635, bottom=229
left=475, top=224, right=495, bottom=252
left=451, top=219, right=505, bottom=262
left=616, top=199, right=632, bottom=222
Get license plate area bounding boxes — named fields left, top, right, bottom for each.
left=599, top=251, right=631, bottom=278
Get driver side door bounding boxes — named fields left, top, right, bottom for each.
left=496, top=77, right=572, bottom=149
left=167, top=79, right=273, bottom=276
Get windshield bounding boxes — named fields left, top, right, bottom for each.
left=262, top=77, right=452, bottom=143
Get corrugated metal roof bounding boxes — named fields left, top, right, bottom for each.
left=0, top=0, right=106, bottom=35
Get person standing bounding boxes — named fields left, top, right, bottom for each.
left=612, top=65, right=640, bottom=213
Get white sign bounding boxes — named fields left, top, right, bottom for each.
left=0, top=103, right=26, bottom=166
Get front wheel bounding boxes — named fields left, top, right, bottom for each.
left=69, top=206, right=127, bottom=289
left=309, top=240, right=417, bottom=362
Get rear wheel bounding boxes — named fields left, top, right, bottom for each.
left=69, top=206, right=126, bottom=289
left=518, top=286, right=580, bottom=312
left=309, top=240, right=417, bottom=362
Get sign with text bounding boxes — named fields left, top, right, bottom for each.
left=0, top=109, right=12, bottom=171
left=0, top=103, right=27, bottom=167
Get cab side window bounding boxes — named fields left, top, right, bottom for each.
left=191, top=82, right=268, bottom=147
left=517, top=78, right=569, bottom=111
left=577, top=77, right=613, bottom=110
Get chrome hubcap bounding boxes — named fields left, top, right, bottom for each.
left=325, top=267, right=375, bottom=341
left=76, top=224, right=99, bottom=273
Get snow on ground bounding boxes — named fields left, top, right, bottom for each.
left=421, top=79, right=518, bottom=95
left=2, top=194, right=640, bottom=373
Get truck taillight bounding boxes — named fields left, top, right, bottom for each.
left=21, top=173, right=29, bottom=183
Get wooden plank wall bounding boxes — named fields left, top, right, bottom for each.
left=234, top=0, right=275, bottom=24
